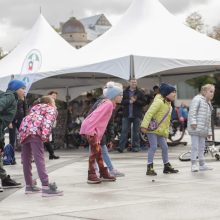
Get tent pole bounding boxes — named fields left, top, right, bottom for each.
left=65, top=87, right=71, bottom=148
left=129, top=55, right=135, bottom=147
left=129, top=55, right=135, bottom=79
left=158, top=74, right=161, bottom=85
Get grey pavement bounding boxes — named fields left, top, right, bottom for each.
left=1, top=131, right=220, bottom=220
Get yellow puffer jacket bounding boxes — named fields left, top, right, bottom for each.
left=141, top=94, right=172, bottom=138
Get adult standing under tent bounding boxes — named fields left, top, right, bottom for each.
left=117, top=78, right=148, bottom=153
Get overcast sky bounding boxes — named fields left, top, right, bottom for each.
left=1, top=0, right=220, bottom=52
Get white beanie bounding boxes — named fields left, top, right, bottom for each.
left=103, top=81, right=123, bottom=100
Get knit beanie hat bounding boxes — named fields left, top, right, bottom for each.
left=159, top=83, right=176, bottom=97
left=103, top=81, right=123, bottom=100
left=7, top=79, right=26, bottom=91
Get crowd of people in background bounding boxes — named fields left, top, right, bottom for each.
left=1, top=77, right=215, bottom=198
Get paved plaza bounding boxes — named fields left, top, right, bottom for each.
left=1, top=132, right=220, bottom=219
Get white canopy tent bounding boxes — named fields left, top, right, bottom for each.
left=29, top=0, right=220, bottom=93
left=1, top=0, right=220, bottom=101
left=0, top=15, right=126, bottom=100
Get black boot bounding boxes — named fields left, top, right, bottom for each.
left=49, top=155, right=60, bottom=160
left=146, top=163, right=157, bottom=176
left=163, top=162, right=179, bottom=174
left=2, top=175, right=22, bottom=188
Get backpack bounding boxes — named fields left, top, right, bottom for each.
left=3, top=144, right=15, bottom=165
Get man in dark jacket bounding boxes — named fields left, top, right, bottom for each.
left=0, top=79, right=26, bottom=192
left=117, top=78, right=148, bottom=152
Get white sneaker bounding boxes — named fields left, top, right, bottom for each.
left=0, top=181, right=3, bottom=192
left=110, top=169, right=125, bottom=177
left=191, top=164, right=199, bottom=172
left=199, top=164, right=213, bottom=171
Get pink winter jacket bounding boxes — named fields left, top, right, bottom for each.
left=19, top=103, right=57, bottom=143
left=80, top=99, right=115, bottom=142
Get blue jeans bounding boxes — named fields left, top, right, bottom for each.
left=147, top=133, right=169, bottom=164
left=118, top=117, right=141, bottom=150
left=89, top=144, right=114, bottom=171
left=101, top=144, right=114, bottom=171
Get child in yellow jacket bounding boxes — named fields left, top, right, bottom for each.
left=141, top=83, right=179, bottom=176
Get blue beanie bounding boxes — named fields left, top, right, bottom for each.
left=7, top=80, right=26, bottom=91
left=159, top=83, right=176, bottom=97
left=103, top=81, right=123, bottom=100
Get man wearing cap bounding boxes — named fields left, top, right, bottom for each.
left=0, top=79, right=26, bottom=192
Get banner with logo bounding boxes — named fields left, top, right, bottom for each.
left=16, top=49, right=42, bottom=93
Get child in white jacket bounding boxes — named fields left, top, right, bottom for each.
left=188, top=84, right=215, bottom=172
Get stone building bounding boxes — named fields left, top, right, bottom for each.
left=60, top=17, right=88, bottom=49
left=60, top=14, right=112, bottom=49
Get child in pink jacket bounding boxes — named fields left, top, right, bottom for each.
left=80, top=82, right=123, bottom=184
left=19, top=96, right=63, bottom=197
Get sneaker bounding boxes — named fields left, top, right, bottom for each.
left=191, top=164, right=199, bottom=172
left=42, top=182, right=63, bottom=197
left=2, top=175, right=22, bottom=189
left=117, top=148, right=124, bottom=153
left=25, top=185, right=41, bottom=194
left=0, top=181, right=3, bottom=192
left=110, top=169, right=125, bottom=177
left=199, top=164, right=213, bottom=171
left=49, top=155, right=60, bottom=160
left=11, top=159, right=17, bottom=165
left=131, top=148, right=140, bottom=152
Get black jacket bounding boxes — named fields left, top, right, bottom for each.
left=12, top=99, right=28, bottom=127
left=121, top=87, right=148, bottom=119
left=0, top=90, right=18, bottom=146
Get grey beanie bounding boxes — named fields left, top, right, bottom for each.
left=103, top=81, right=123, bottom=100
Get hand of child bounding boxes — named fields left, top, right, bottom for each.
left=8, top=123, right=13, bottom=129
left=107, top=141, right=113, bottom=150
left=141, top=127, right=148, bottom=133
left=191, top=124, right=197, bottom=129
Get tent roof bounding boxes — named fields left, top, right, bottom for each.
left=30, top=0, right=220, bottom=86
left=0, top=14, right=77, bottom=91
left=2, top=0, right=220, bottom=101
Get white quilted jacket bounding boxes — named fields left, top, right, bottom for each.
left=187, top=94, right=212, bottom=137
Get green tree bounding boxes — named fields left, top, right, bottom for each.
left=208, top=24, right=220, bottom=41
left=185, top=12, right=204, bottom=32
left=186, top=75, right=215, bottom=91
